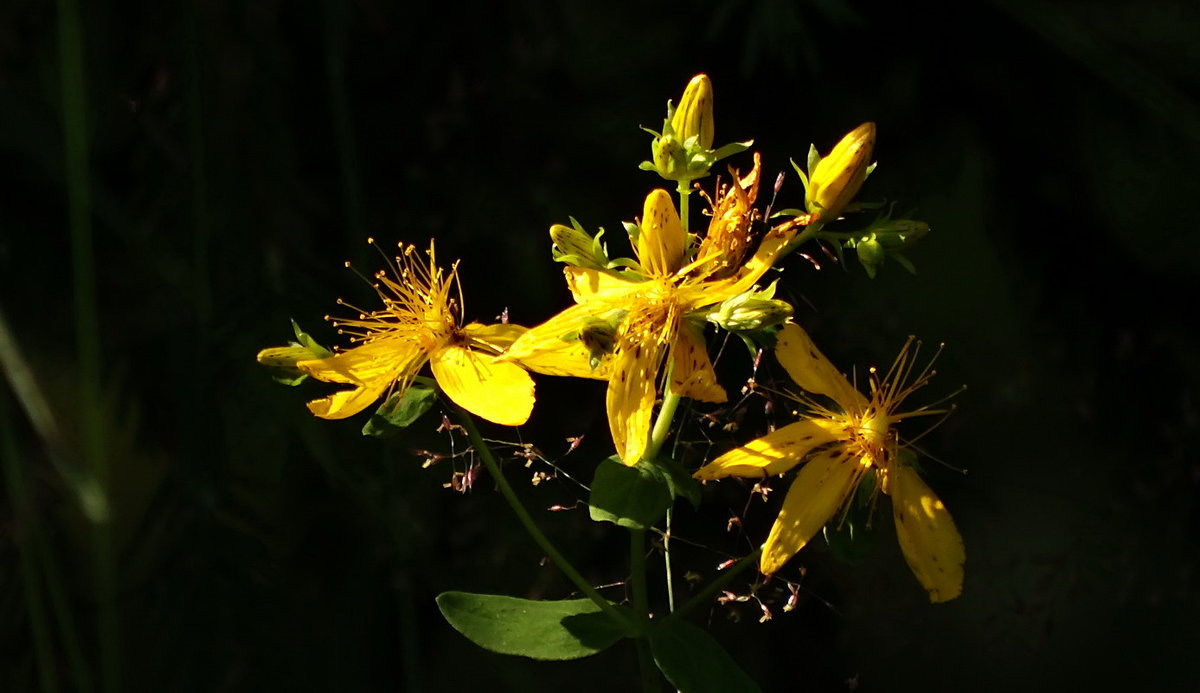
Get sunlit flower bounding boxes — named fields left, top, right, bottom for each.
left=505, top=158, right=802, bottom=464
left=257, top=241, right=535, bottom=426
left=694, top=322, right=964, bottom=602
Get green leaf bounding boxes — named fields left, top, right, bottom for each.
left=588, top=456, right=671, bottom=530
left=648, top=455, right=701, bottom=509
left=436, top=592, right=628, bottom=661
left=361, top=381, right=437, bottom=438
left=648, top=618, right=761, bottom=693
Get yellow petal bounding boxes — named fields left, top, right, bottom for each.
left=637, top=189, right=685, bottom=277
left=564, top=266, right=641, bottom=303
left=890, top=462, right=965, bottom=602
left=297, top=338, right=424, bottom=419
left=606, top=337, right=664, bottom=465
left=712, top=216, right=801, bottom=297
left=430, top=345, right=535, bottom=426
left=760, top=448, right=866, bottom=575
left=461, top=322, right=528, bottom=351
left=694, top=419, right=842, bottom=480
left=775, top=323, right=869, bottom=411
left=669, top=322, right=727, bottom=403
left=503, top=303, right=614, bottom=379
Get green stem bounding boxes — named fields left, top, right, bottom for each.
left=644, top=390, right=681, bottom=463
left=630, top=529, right=659, bottom=691
left=663, top=508, right=675, bottom=612
left=676, top=181, right=692, bottom=234
left=779, top=220, right=825, bottom=260
left=675, top=549, right=761, bottom=619
left=452, top=406, right=633, bottom=631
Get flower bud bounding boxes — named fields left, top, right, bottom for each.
left=637, top=189, right=686, bottom=276
left=854, top=236, right=885, bottom=279
left=550, top=221, right=608, bottom=269
left=869, top=219, right=929, bottom=249
left=650, top=132, right=688, bottom=181
left=579, top=319, right=618, bottom=370
left=805, top=122, right=876, bottom=221
left=256, top=320, right=334, bottom=385
left=706, top=288, right=794, bottom=333
left=670, top=74, right=714, bottom=150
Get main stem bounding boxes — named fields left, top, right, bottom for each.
left=452, top=406, right=633, bottom=631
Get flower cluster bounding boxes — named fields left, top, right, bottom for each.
left=257, top=74, right=963, bottom=605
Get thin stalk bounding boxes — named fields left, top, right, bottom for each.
left=675, top=549, right=761, bottom=619
left=452, top=406, right=633, bottom=631
left=56, top=2, right=117, bottom=691
left=779, top=219, right=825, bottom=260
left=630, top=528, right=659, bottom=691
left=676, top=181, right=692, bottom=234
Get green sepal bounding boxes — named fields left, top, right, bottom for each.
left=805, top=143, right=821, bottom=179
left=709, top=139, right=753, bottom=164
left=292, top=318, right=332, bottom=358
left=648, top=617, right=761, bottom=693
left=792, top=154, right=811, bottom=190
left=361, top=379, right=438, bottom=438
left=258, top=319, right=334, bottom=385
left=436, top=592, right=629, bottom=661
left=588, top=456, right=672, bottom=530
left=892, top=252, right=918, bottom=275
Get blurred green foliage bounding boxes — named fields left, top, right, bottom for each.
left=1, top=0, right=1198, bottom=690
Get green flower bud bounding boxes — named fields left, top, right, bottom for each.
left=256, top=320, right=334, bottom=385
left=805, top=122, right=876, bottom=221
left=855, top=236, right=885, bottom=279
left=579, top=319, right=618, bottom=370
left=869, top=219, right=930, bottom=249
left=706, top=289, right=794, bottom=333
left=550, top=220, right=610, bottom=269
left=650, top=132, right=689, bottom=181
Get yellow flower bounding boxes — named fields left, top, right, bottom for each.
left=505, top=159, right=802, bottom=464
left=805, top=122, right=876, bottom=221
left=258, top=241, right=535, bottom=427
left=694, top=322, right=964, bottom=602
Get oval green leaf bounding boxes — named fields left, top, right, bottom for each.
left=436, top=591, right=628, bottom=661
left=648, top=617, right=761, bottom=693
left=588, top=456, right=672, bottom=530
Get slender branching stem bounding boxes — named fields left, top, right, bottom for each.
left=452, top=406, right=634, bottom=631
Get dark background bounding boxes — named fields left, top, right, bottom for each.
left=2, top=0, right=1198, bottom=691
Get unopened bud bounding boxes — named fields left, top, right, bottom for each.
left=671, top=74, right=714, bottom=150
left=805, top=122, right=876, bottom=221
left=550, top=221, right=608, bottom=269
left=707, top=291, right=794, bottom=333
left=650, top=132, right=688, bottom=181
left=855, top=237, right=885, bottom=279
left=869, top=219, right=930, bottom=249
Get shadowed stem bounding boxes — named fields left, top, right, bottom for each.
left=451, top=405, right=633, bottom=631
